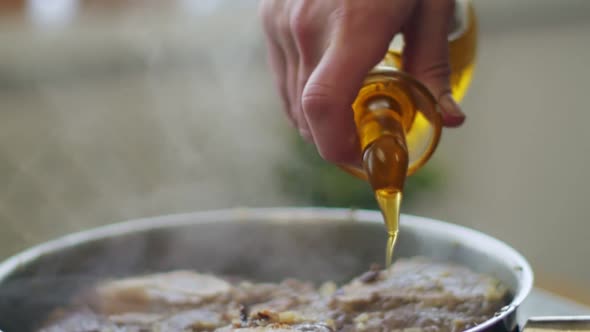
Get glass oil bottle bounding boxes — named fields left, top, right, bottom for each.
left=341, top=0, right=477, bottom=267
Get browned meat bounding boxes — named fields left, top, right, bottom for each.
left=86, top=270, right=234, bottom=314
left=38, top=258, right=508, bottom=332
left=39, top=308, right=136, bottom=332
left=216, top=325, right=334, bottom=332
left=330, top=258, right=508, bottom=332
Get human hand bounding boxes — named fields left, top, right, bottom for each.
left=259, top=0, right=465, bottom=166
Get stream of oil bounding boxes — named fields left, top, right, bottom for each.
left=375, top=188, right=402, bottom=268
left=361, top=133, right=408, bottom=269
left=349, top=0, right=477, bottom=269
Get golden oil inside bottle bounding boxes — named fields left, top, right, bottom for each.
left=356, top=106, right=419, bottom=269
left=357, top=103, right=410, bottom=269
left=347, top=0, right=477, bottom=267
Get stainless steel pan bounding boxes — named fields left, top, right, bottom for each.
left=0, top=207, right=536, bottom=332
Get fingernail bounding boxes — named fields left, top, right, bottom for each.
left=439, top=93, right=462, bottom=116
left=438, top=93, right=466, bottom=126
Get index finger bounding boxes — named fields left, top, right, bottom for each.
left=301, top=1, right=414, bottom=165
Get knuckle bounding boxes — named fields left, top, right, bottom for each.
left=258, top=0, right=277, bottom=33
left=302, top=83, right=359, bottom=164
left=291, top=3, right=324, bottom=68
left=258, top=0, right=294, bottom=39
left=258, top=0, right=273, bottom=23
left=411, top=60, right=451, bottom=94
left=276, top=11, right=291, bottom=38
left=331, top=4, right=364, bottom=28
left=405, top=58, right=451, bottom=85
left=289, top=0, right=315, bottom=42
left=301, top=83, right=340, bottom=117
left=423, top=61, right=451, bottom=82
left=335, top=0, right=399, bottom=26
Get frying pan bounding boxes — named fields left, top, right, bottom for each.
left=0, top=207, right=561, bottom=332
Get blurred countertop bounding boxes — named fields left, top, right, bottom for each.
left=521, top=289, right=590, bottom=323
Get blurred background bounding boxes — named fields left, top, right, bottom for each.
left=0, top=0, right=589, bottom=302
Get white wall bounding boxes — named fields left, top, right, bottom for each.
left=408, top=0, right=590, bottom=283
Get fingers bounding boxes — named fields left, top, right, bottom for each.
left=262, top=38, right=294, bottom=125
left=261, top=0, right=313, bottom=138
left=289, top=0, right=332, bottom=142
left=261, top=0, right=463, bottom=168
left=301, top=1, right=414, bottom=165
left=276, top=10, right=303, bottom=135
left=402, top=0, right=466, bottom=127
left=259, top=0, right=294, bottom=126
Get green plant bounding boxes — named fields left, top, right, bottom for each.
left=278, top=135, right=444, bottom=210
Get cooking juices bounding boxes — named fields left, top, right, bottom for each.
left=342, top=0, right=477, bottom=267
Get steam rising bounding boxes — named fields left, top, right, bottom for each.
left=0, top=3, right=304, bottom=257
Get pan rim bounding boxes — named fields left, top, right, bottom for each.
left=0, top=207, right=533, bottom=332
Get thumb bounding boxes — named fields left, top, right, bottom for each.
left=403, top=0, right=466, bottom=127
